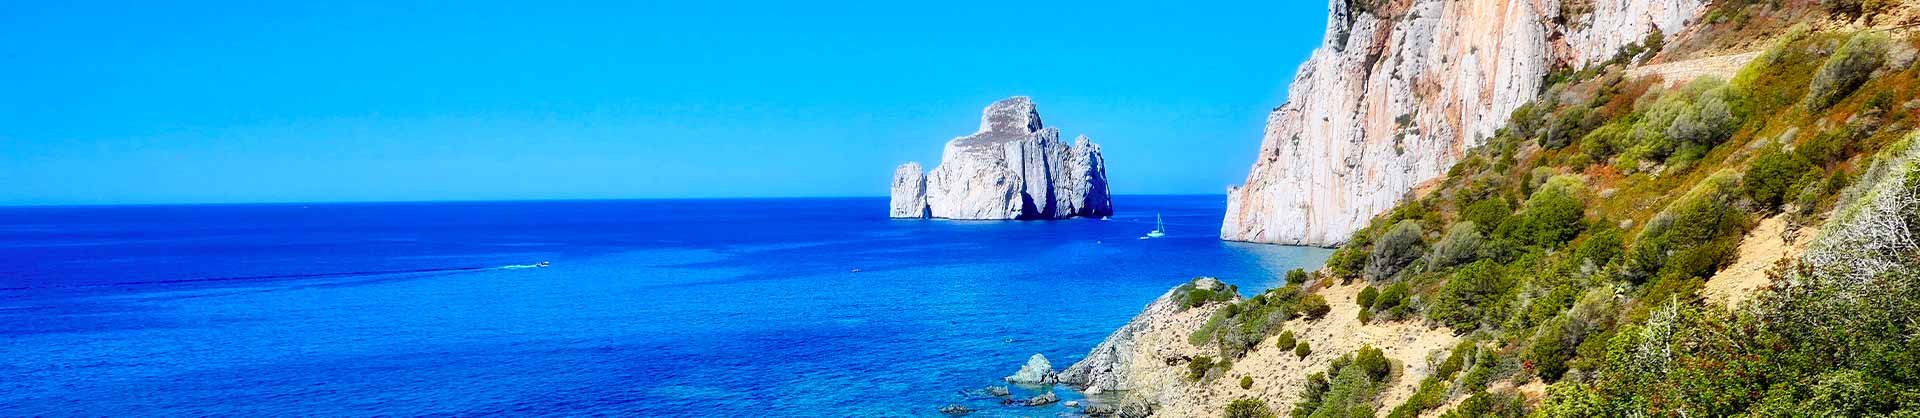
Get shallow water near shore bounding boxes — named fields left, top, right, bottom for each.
left=0, top=195, right=1329, bottom=417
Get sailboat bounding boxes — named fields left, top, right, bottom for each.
left=1141, top=213, right=1167, bottom=239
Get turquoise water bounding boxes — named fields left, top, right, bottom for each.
left=0, top=196, right=1329, bottom=416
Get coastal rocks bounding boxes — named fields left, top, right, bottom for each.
left=938, top=404, right=974, bottom=415
left=1221, top=0, right=1708, bottom=246
left=1022, top=391, right=1059, bottom=406
left=889, top=162, right=929, bottom=218
left=890, top=97, right=1113, bottom=220
left=1004, top=353, right=1059, bottom=385
left=1059, top=279, right=1234, bottom=394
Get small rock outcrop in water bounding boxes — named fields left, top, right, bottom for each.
left=890, top=97, right=1112, bottom=220
left=1004, top=353, right=1059, bottom=385
left=1022, top=391, right=1059, bottom=406
left=937, top=404, right=974, bottom=415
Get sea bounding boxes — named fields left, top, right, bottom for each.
left=0, top=195, right=1330, bottom=417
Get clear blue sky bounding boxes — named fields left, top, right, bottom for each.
left=0, top=1, right=1328, bottom=205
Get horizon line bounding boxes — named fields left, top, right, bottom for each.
left=0, top=193, right=1230, bottom=209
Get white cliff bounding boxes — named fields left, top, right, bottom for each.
left=891, top=97, right=1113, bottom=220
left=889, top=162, right=929, bottom=218
left=1222, top=0, right=1707, bottom=246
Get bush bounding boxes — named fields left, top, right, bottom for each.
left=1287, top=268, right=1311, bottom=286
left=1300, top=295, right=1332, bottom=320
left=1366, top=220, right=1426, bottom=281
left=1574, top=224, right=1624, bottom=269
left=1225, top=398, right=1276, bottom=418
left=1429, top=260, right=1513, bottom=331
left=1428, top=221, right=1484, bottom=269
left=1296, top=341, right=1313, bottom=359
left=1461, top=198, right=1513, bottom=236
left=1374, top=282, right=1411, bottom=313
left=1357, top=286, right=1380, bottom=310
left=1190, top=356, right=1217, bottom=380
left=1745, top=144, right=1816, bottom=210
left=1509, top=176, right=1587, bottom=248
left=1625, top=174, right=1749, bottom=283
left=1240, top=375, right=1256, bottom=390
left=1294, top=347, right=1395, bottom=418
left=1275, top=330, right=1297, bottom=351
left=1807, top=33, right=1889, bottom=111
left=1327, top=245, right=1369, bottom=280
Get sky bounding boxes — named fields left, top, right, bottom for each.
left=0, top=1, right=1330, bottom=205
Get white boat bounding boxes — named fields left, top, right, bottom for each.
left=536, top=261, right=551, bottom=268
left=1142, top=213, right=1167, bottom=239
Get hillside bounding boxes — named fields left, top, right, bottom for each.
left=1067, top=1, right=1920, bottom=416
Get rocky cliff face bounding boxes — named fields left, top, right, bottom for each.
left=891, top=97, right=1113, bottom=220
left=1222, top=0, right=1707, bottom=246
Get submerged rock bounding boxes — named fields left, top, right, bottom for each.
left=1004, top=353, right=1059, bottom=385
left=890, top=97, right=1112, bottom=220
left=959, top=385, right=1011, bottom=399
left=937, top=404, right=974, bottom=415
left=1022, top=391, right=1059, bottom=406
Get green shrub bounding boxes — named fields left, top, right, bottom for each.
left=1296, top=341, right=1313, bottom=359
left=1276, top=330, right=1297, bottom=351
left=1192, top=284, right=1309, bottom=358
left=1807, top=33, right=1889, bottom=111
left=1574, top=224, right=1624, bottom=268
left=1327, top=245, right=1369, bottom=280
left=1439, top=391, right=1525, bottom=418
left=1428, top=222, right=1484, bottom=269
left=1287, top=268, right=1311, bottom=286
left=1509, top=176, right=1588, bottom=248
left=1461, top=198, right=1513, bottom=236
left=1294, top=347, right=1395, bottom=418
left=1189, top=356, right=1217, bottom=380
left=1437, top=340, right=1475, bottom=378
left=1357, top=309, right=1374, bottom=324
left=1226, top=398, right=1276, bottom=418
left=1374, top=282, right=1411, bottom=313
left=1429, top=260, right=1514, bottom=331
left=1625, top=174, right=1749, bottom=283
left=1366, top=220, right=1427, bottom=281
left=1744, top=144, right=1816, bottom=210
left=1300, top=295, right=1332, bottom=320
left=1357, top=286, right=1380, bottom=310
left=1240, top=375, right=1256, bottom=390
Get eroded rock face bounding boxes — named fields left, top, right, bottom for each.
left=891, top=97, right=1113, bottom=220
left=1222, top=0, right=1706, bottom=246
left=890, top=162, right=929, bottom=218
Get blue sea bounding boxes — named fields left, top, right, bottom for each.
left=0, top=195, right=1329, bottom=417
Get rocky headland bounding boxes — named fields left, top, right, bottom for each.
left=1221, top=0, right=1708, bottom=246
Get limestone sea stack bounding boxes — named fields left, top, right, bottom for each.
left=890, top=97, right=1113, bottom=220
left=1221, top=0, right=1705, bottom=246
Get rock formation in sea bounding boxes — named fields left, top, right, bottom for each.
left=890, top=97, right=1113, bottom=220
left=1221, top=0, right=1707, bottom=246
left=1004, top=353, right=1059, bottom=385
